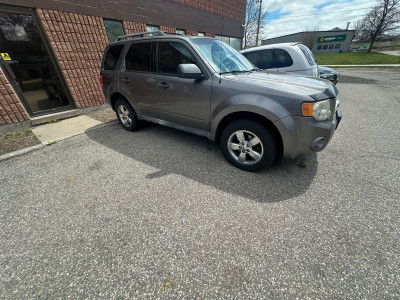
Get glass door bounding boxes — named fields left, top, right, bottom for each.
left=0, top=8, right=73, bottom=116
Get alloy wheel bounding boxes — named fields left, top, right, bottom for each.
left=227, top=130, right=264, bottom=165
left=118, top=104, right=132, bottom=127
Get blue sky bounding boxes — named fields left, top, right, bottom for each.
left=262, top=0, right=375, bottom=39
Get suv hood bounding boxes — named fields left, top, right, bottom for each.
left=224, top=70, right=338, bottom=101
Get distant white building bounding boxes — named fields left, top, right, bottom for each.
left=261, top=29, right=356, bottom=54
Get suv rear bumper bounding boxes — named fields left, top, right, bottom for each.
left=276, top=109, right=342, bottom=159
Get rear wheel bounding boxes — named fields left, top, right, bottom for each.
left=220, top=119, right=278, bottom=172
left=115, top=99, right=139, bottom=131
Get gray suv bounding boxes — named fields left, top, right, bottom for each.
left=100, top=31, right=342, bottom=171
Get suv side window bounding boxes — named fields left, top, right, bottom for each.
left=125, top=42, right=153, bottom=72
left=103, top=45, right=124, bottom=70
left=243, top=49, right=275, bottom=69
left=275, top=49, right=293, bottom=68
left=157, top=42, right=197, bottom=75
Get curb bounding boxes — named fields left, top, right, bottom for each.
left=0, top=144, right=44, bottom=162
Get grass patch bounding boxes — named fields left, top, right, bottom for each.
left=352, top=39, right=400, bottom=48
left=0, top=129, right=40, bottom=156
left=315, top=52, right=400, bottom=65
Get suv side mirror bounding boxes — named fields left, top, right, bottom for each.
left=178, top=64, right=204, bottom=79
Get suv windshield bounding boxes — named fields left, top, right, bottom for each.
left=191, top=38, right=254, bottom=74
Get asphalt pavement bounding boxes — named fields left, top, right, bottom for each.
left=1, top=69, right=399, bottom=299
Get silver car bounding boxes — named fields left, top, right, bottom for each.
left=241, top=43, right=340, bottom=84
left=241, top=43, right=319, bottom=77
left=101, top=31, right=342, bottom=172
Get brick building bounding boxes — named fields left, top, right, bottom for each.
left=0, top=0, right=246, bottom=131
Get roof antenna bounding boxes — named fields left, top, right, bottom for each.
left=219, top=4, right=224, bottom=84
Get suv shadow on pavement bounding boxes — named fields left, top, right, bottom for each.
left=85, top=123, right=318, bottom=203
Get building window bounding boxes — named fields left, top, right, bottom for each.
left=176, top=29, right=186, bottom=35
left=317, top=45, right=322, bottom=50
left=103, top=19, right=124, bottom=43
left=219, top=35, right=230, bottom=44
left=215, top=35, right=242, bottom=51
left=323, top=45, right=328, bottom=49
left=335, top=44, right=341, bottom=49
left=230, top=38, right=242, bottom=51
left=198, top=32, right=205, bottom=37
left=146, top=25, right=160, bottom=32
left=328, top=44, right=334, bottom=49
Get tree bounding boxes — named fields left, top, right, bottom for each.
left=243, top=0, right=268, bottom=48
left=352, top=20, right=364, bottom=40
left=358, top=0, right=400, bottom=51
left=301, top=27, right=320, bottom=50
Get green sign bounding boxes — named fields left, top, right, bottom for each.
left=317, top=35, right=347, bottom=43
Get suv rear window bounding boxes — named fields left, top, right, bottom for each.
left=103, top=45, right=124, bottom=70
left=243, top=49, right=275, bottom=69
left=275, top=49, right=293, bottom=68
left=298, top=44, right=316, bottom=66
left=125, top=42, right=153, bottom=72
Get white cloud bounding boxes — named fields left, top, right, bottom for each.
left=262, top=0, right=375, bottom=39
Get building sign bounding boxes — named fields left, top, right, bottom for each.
left=317, top=35, right=346, bottom=43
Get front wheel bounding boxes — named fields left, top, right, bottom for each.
left=115, top=99, right=139, bottom=131
left=220, top=119, right=278, bottom=172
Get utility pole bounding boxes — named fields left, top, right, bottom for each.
left=255, top=0, right=262, bottom=46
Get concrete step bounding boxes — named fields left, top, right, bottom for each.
left=31, top=115, right=103, bottom=145
left=30, top=109, right=80, bottom=126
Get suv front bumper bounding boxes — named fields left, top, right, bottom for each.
left=276, top=109, right=342, bottom=159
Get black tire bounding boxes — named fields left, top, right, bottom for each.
left=220, top=119, right=278, bottom=172
left=115, top=99, right=139, bottom=131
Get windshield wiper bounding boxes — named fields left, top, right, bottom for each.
left=219, top=70, right=252, bottom=75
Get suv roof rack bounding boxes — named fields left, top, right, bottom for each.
left=115, top=30, right=185, bottom=41
left=116, top=30, right=165, bottom=41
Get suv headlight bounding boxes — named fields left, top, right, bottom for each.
left=302, top=99, right=332, bottom=121
left=320, top=73, right=334, bottom=80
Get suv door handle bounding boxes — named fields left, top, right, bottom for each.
left=122, top=77, right=130, bottom=83
left=157, top=82, right=169, bottom=89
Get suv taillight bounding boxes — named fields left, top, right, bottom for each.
left=100, top=74, right=104, bottom=89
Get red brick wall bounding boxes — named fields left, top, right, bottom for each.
left=160, top=26, right=176, bottom=34
left=36, top=9, right=108, bottom=109
left=0, top=68, right=29, bottom=125
left=123, top=21, right=146, bottom=35
left=186, top=29, right=198, bottom=36
left=123, top=22, right=215, bottom=38
left=172, top=0, right=246, bottom=22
